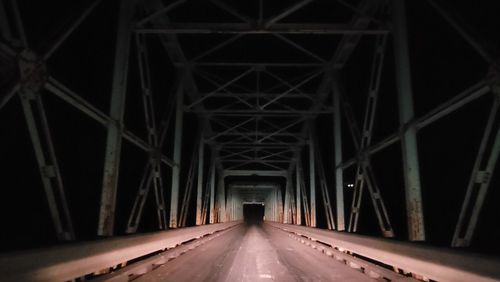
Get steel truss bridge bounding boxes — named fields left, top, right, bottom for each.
left=0, top=0, right=499, bottom=281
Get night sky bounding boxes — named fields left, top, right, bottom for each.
left=0, top=0, right=499, bottom=256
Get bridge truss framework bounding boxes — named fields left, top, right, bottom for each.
left=0, top=0, right=498, bottom=249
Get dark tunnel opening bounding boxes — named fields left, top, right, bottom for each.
left=243, top=204, right=264, bottom=225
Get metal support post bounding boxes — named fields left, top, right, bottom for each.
left=226, top=186, right=232, bottom=221
left=296, top=161, right=302, bottom=225
left=97, top=0, right=135, bottom=236
left=452, top=90, right=500, bottom=247
left=309, top=130, right=316, bottom=227
left=209, top=157, right=216, bottom=224
left=272, top=188, right=277, bottom=221
left=277, top=187, right=280, bottom=222
left=332, top=80, right=345, bottom=231
left=392, top=0, right=425, bottom=241
left=196, top=132, right=205, bottom=225
left=169, top=80, right=184, bottom=228
left=289, top=173, right=297, bottom=224
left=284, top=176, right=291, bottom=223
left=237, top=198, right=243, bottom=221
left=217, top=172, right=226, bottom=222
left=297, top=156, right=311, bottom=226
left=265, top=193, right=270, bottom=220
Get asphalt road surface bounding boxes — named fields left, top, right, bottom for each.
left=136, top=223, right=372, bottom=282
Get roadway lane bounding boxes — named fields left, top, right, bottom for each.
left=136, top=223, right=372, bottom=282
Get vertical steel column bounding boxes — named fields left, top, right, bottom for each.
left=169, top=81, right=184, bottom=228
left=234, top=192, right=239, bottom=220
left=196, top=132, right=205, bottom=225
left=392, top=0, right=425, bottom=241
left=269, top=189, right=274, bottom=221
left=297, top=156, right=311, bottom=226
left=333, top=82, right=345, bottom=231
left=275, top=187, right=280, bottom=221
left=279, top=185, right=284, bottom=222
left=217, top=172, right=226, bottom=222
left=232, top=190, right=236, bottom=221
left=237, top=198, right=243, bottom=221
left=289, top=173, right=297, bottom=224
left=226, top=186, right=234, bottom=221
left=265, top=193, right=270, bottom=221
left=209, top=157, right=216, bottom=224
left=97, top=0, right=135, bottom=236
left=270, top=188, right=275, bottom=221
left=309, top=131, right=317, bottom=227
left=296, top=162, right=302, bottom=225
left=284, top=176, right=291, bottom=223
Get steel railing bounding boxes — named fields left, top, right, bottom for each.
left=266, top=222, right=500, bottom=282
left=0, top=221, right=241, bottom=282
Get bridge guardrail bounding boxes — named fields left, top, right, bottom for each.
left=266, top=222, right=500, bottom=282
left=0, top=221, right=241, bottom=282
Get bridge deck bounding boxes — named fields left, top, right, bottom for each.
left=137, top=223, right=370, bottom=282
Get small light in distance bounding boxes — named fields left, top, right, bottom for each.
left=346, top=183, right=354, bottom=188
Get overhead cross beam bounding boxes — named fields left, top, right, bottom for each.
left=136, top=23, right=389, bottom=35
